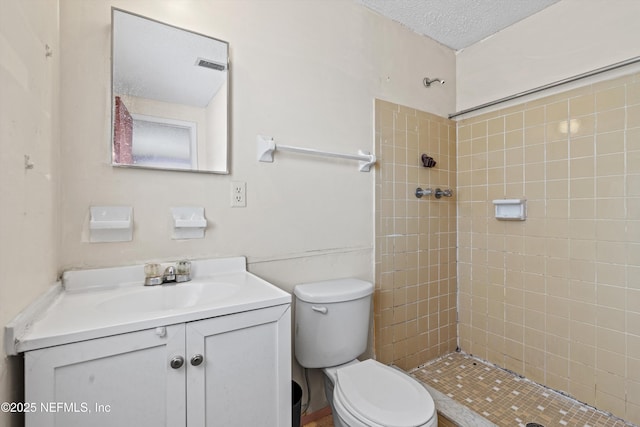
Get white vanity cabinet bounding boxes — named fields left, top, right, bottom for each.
left=186, top=304, right=291, bottom=426
left=24, top=304, right=291, bottom=427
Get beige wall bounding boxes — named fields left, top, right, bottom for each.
left=5, top=0, right=640, bottom=424
left=457, top=72, right=640, bottom=423
left=0, top=0, right=457, bottom=419
left=456, top=0, right=640, bottom=112
left=56, top=0, right=455, bottom=414
left=58, top=0, right=454, bottom=271
left=374, top=100, right=457, bottom=371
left=0, top=0, right=60, bottom=426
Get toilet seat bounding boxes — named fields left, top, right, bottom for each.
left=333, top=359, right=436, bottom=427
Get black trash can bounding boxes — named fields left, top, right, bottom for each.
left=292, top=381, right=302, bottom=427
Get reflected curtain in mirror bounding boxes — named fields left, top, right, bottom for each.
left=113, top=96, right=133, bottom=164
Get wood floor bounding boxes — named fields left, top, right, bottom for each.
left=302, top=414, right=334, bottom=427
left=302, top=413, right=457, bottom=426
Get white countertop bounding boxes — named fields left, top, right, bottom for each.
left=5, top=257, right=291, bottom=354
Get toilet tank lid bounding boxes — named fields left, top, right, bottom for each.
left=294, top=278, right=373, bottom=303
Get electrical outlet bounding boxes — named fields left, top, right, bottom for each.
left=230, top=181, right=246, bottom=207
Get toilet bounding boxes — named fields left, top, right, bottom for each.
left=294, top=278, right=437, bottom=427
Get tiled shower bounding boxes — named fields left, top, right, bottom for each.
left=457, top=72, right=640, bottom=423
left=374, top=99, right=458, bottom=370
left=374, top=71, right=640, bottom=425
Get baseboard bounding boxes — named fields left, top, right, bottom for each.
left=301, top=406, right=332, bottom=425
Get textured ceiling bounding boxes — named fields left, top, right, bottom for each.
left=357, top=0, right=561, bottom=50
left=113, top=10, right=227, bottom=108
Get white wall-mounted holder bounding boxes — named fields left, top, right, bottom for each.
left=493, top=199, right=527, bottom=221
left=171, top=207, right=207, bottom=239
left=256, top=134, right=376, bottom=172
left=89, top=206, right=133, bottom=242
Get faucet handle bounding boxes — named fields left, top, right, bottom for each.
left=434, top=188, right=453, bottom=199
left=176, top=260, right=192, bottom=283
left=415, top=187, right=433, bottom=198
left=144, top=263, right=163, bottom=286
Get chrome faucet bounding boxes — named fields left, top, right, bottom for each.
left=163, top=266, right=176, bottom=283
left=415, top=187, right=433, bottom=198
left=144, top=261, right=191, bottom=286
left=434, top=188, right=453, bottom=199
left=415, top=187, right=453, bottom=199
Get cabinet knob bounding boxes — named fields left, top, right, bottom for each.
left=170, top=356, right=184, bottom=369
left=190, top=354, right=204, bottom=366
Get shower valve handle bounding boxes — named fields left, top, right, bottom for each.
left=435, top=188, right=453, bottom=199
left=415, top=187, right=433, bottom=198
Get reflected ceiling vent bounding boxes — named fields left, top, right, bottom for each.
left=195, top=58, right=226, bottom=71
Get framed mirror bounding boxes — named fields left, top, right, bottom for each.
left=111, top=9, right=229, bottom=173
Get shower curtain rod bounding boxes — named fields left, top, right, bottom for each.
left=449, top=55, right=640, bottom=119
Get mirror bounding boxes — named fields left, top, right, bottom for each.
left=111, top=9, right=229, bottom=173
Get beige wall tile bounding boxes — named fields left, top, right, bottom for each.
left=597, top=108, right=626, bottom=133
left=546, top=100, right=568, bottom=121
left=375, top=101, right=456, bottom=369
left=505, top=111, right=524, bottom=131
left=628, top=81, right=640, bottom=106
left=596, top=86, right=626, bottom=112
left=629, top=151, right=640, bottom=174
left=596, top=131, right=625, bottom=154
left=525, top=107, right=545, bottom=127
left=505, top=129, right=524, bottom=149
left=570, top=94, right=595, bottom=116
left=570, top=135, right=595, bottom=158
left=571, top=115, right=596, bottom=138
left=487, top=117, right=505, bottom=135
left=596, top=390, right=626, bottom=418
left=627, top=402, right=640, bottom=426
left=457, top=73, right=637, bottom=420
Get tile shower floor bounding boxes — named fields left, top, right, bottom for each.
left=413, top=352, right=634, bottom=427
left=303, top=353, right=635, bottom=427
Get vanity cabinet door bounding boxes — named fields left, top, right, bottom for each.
left=185, top=304, right=291, bottom=427
left=25, top=324, right=186, bottom=427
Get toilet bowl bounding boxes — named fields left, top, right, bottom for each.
left=294, top=278, right=438, bottom=427
left=323, top=359, right=437, bottom=427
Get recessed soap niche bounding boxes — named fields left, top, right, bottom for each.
left=492, top=199, right=526, bottom=221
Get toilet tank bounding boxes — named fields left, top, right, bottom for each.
left=294, top=278, right=374, bottom=368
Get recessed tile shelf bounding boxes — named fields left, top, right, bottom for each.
left=492, top=199, right=526, bottom=221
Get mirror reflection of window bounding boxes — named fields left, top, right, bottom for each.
left=131, top=115, right=197, bottom=170
left=111, top=8, right=229, bottom=173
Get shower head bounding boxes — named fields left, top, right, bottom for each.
left=423, top=77, right=445, bottom=87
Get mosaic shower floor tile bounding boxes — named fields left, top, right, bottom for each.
left=412, top=352, right=634, bottom=427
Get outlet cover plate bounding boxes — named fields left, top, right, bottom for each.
left=231, top=181, right=246, bottom=207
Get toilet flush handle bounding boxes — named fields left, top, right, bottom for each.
left=311, top=306, right=328, bottom=314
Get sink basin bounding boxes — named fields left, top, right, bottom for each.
left=97, top=282, right=241, bottom=313
left=7, top=257, right=292, bottom=354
